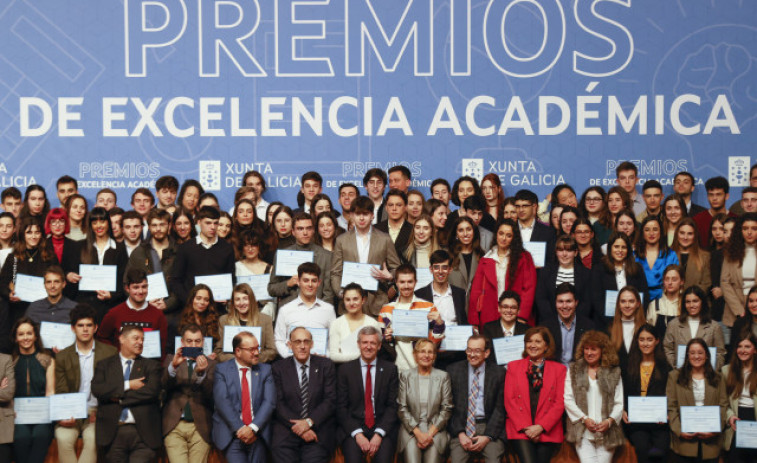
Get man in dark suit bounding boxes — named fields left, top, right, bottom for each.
left=268, top=213, right=334, bottom=306
left=162, top=323, right=216, bottom=463
left=481, top=291, right=530, bottom=341
left=337, top=326, right=399, bottom=463
left=374, top=189, right=413, bottom=258
left=534, top=235, right=593, bottom=324
left=331, top=196, right=401, bottom=316
left=271, top=327, right=336, bottom=463
left=447, top=334, right=506, bottom=462
left=543, top=283, right=595, bottom=367
left=91, top=324, right=163, bottom=461
left=415, top=250, right=468, bottom=369
left=54, top=304, right=117, bottom=463
left=213, top=331, right=275, bottom=463
left=514, top=189, right=555, bottom=266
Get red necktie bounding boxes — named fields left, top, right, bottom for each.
left=241, top=368, right=252, bottom=425
left=364, top=364, right=375, bottom=429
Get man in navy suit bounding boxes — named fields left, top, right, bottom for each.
left=337, top=326, right=399, bottom=463
left=271, top=327, right=336, bottom=463
left=212, top=332, right=275, bottom=463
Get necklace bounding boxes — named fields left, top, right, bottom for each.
left=26, top=248, right=39, bottom=262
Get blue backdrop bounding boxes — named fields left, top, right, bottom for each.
left=1, top=0, right=754, bottom=208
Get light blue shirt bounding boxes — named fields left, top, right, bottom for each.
left=560, top=317, right=576, bottom=366
left=76, top=343, right=97, bottom=408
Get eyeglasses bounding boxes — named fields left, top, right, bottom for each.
left=432, top=265, right=450, bottom=271
left=465, top=348, right=486, bottom=355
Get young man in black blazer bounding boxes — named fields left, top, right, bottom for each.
left=543, top=283, right=595, bottom=367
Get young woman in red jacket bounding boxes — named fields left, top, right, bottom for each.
left=468, top=219, right=536, bottom=329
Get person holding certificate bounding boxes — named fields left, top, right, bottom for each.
left=564, top=330, right=625, bottom=463
left=328, top=283, right=382, bottom=363
left=608, top=286, right=647, bottom=368
left=482, top=291, right=530, bottom=342
left=621, top=324, right=671, bottom=463
left=504, top=326, right=566, bottom=463
left=468, top=218, right=537, bottom=329
left=591, top=232, right=649, bottom=330
left=722, top=334, right=757, bottom=463
left=271, top=206, right=296, bottom=251
left=24, top=265, right=77, bottom=325
left=666, top=338, right=727, bottom=463
left=0, top=216, right=59, bottom=323
left=663, top=286, right=726, bottom=370
left=397, top=339, right=453, bottom=463
left=534, top=235, right=593, bottom=325
left=379, top=264, right=445, bottom=371
left=233, top=230, right=276, bottom=318
left=217, top=283, right=275, bottom=363
left=66, top=207, right=128, bottom=322
left=178, top=284, right=221, bottom=354
left=11, top=317, right=55, bottom=463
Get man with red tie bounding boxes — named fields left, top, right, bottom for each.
left=336, top=326, right=399, bottom=463
left=212, top=332, right=275, bottom=463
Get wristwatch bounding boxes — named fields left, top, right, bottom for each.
left=305, top=418, right=313, bottom=428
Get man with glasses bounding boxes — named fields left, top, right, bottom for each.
left=213, top=332, right=274, bottom=463
left=271, top=327, right=336, bottom=463
left=447, top=335, right=506, bottom=462
left=482, top=291, right=530, bottom=341
left=415, top=250, right=468, bottom=369
left=269, top=213, right=334, bottom=307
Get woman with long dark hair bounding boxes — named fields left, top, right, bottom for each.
left=580, top=186, right=612, bottom=245
left=177, top=179, right=204, bottom=217
left=636, top=215, right=679, bottom=302
left=0, top=216, right=58, bottom=322
left=722, top=213, right=757, bottom=329
left=666, top=338, right=727, bottom=463
left=64, top=194, right=88, bottom=241
left=572, top=218, right=603, bottom=270
left=481, top=173, right=505, bottom=223
left=170, top=207, right=196, bottom=245
left=178, top=284, right=221, bottom=350
left=468, top=219, right=536, bottom=328
left=723, top=334, right=757, bottom=463
left=730, top=286, right=757, bottom=360
left=663, top=286, right=726, bottom=370
left=662, top=193, right=688, bottom=246
left=19, top=185, right=50, bottom=220
left=621, top=324, right=671, bottom=463
left=313, top=211, right=344, bottom=252
left=671, top=218, right=711, bottom=293
left=447, top=216, right=484, bottom=296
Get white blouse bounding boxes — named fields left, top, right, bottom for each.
left=564, top=369, right=624, bottom=442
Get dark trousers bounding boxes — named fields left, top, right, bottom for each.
left=224, top=437, right=267, bottom=463
left=511, top=439, right=558, bottom=463
left=628, top=424, right=669, bottom=463
left=272, top=434, right=330, bottom=463
left=730, top=407, right=757, bottom=463
left=14, top=423, right=53, bottom=463
left=342, top=431, right=395, bottom=463
left=102, top=424, right=155, bottom=463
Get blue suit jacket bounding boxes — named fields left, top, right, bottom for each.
left=212, top=359, right=276, bottom=451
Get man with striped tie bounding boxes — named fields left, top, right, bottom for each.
left=447, top=334, right=506, bottom=463
left=271, top=327, right=337, bottom=463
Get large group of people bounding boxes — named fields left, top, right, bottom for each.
left=0, top=161, right=755, bottom=463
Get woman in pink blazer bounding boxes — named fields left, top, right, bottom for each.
left=505, top=326, right=566, bottom=463
left=468, top=219, right=536, bottom=329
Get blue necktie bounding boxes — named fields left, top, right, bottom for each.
left=120, top=360, right=132, bottom=422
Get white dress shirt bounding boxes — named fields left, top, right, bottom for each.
left=119, top=354, right=137, bottom=423
left=234, top=360, right=258, bottom=432
left=274, top=296, right=335, bottom=358
left=432, top=284, right=457, bottom=325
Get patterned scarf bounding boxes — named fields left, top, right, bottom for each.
left=527, top=360, right=544, bottom=392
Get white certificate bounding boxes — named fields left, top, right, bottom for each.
left=14, top=273, right=47, bottom=303
left=174, top=336, right=213, bottom=356
left=736, top=420, right=757, bottom=449
left=49, top=393, right=88, bottom=421
left=604, top=290, right=618, bottom=317
left=78, top=264, right=117, bottom=292
left=223, top=326, right=262, bottom=352
left=392, top=309, right=430, bottom=338
left=524, top=241, right=547, bottom=267
left=141, top=330, right=161, bottom=358
left=275, top=250, right=314, bottom=277
left=493, top=335, right=526, bottom=365
left=441, top=325, right=473, bottom=351
left=340, top=262, right=380, bottom=291
left=146, top=272, right=169, bottom=301
left=236, top=274, right=272, bottom=300
left=285, top=326, right=328, bottom=356
left=14, top=397, right=51, bottom=424
left=194, top=273, right=233, bottom=300
left=676, top=345, right=717, bottom=369
left=40, top=322, right=75, bottom=350
left=627, top=396, right=668, bottom=423
left=415, top=268, right=433, bottom=289
left=680, top=406, right=721, bottom=433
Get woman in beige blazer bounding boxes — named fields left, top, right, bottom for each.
left=667, top=338, right=727, bottom=462
left=664, top=286, right=726, bottom=370
left=215, top=283, right=276, bottom=363
left=397, top=339, right=453, bottom=463
left=721, top=214, right=757, bottom=327
left=671, top=218, right=712, bottom=293
left=722, top=334, right=757, bottom=462
left=0, top=352, right=14, bottom=462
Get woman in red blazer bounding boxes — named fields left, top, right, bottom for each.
left=505, top=326, right=566, bottom=463
left=468, top=219, right=536, bottom=329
